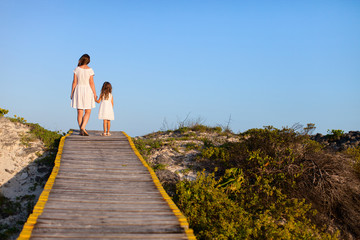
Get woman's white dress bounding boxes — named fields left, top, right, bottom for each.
left=98, top=93, right=114, bottom=120
left=71, top=67, right=95, bottom=109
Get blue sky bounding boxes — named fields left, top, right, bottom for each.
left=0, top=1, right=359, bottom=136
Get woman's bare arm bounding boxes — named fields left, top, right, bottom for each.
left=70, top=73, right=77, bottom=99
left=111, top=96, right=114, bottom=107
left=89, top=75, right=97, bottom=100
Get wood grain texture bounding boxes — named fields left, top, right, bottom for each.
left=29, top=130, right=189, bottom=239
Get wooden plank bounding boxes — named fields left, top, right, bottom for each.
left=45, top=199, right=167, bottom=206
left=47, top=193, right=164, bottom=201
left=59, top=161, right=142, bottom=166
left=32, top=225, right=184, bottom=233
left=41, top=209, right=177, bottom=217
left=60, top=155, right=140, bottom=160
left=39, top=212, right=178, bottom=220
left=31, top=233, right=188, bottom=239
left=52, top=181, right=157, bottom=188
left=46, top=188, right=161, bottom=195
left=54, top=173, right=154, bottom=178
left=54, top=173, right=155, bottom=178
left=36, top=219, right=180, bottom=226
left=48, top=188, right=159, bottom=194
left=57, top=168, right=149, bottom=174
left=63, top=146, right=133, bottom=149
left=43, top=199, right=170, bottom=208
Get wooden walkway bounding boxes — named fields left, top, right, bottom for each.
left=18, top=130, right=195, bottom=240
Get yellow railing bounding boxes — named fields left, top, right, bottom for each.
left=123, top=132, right=197, bottom=240
left=17, top=130, right=73, bottom=240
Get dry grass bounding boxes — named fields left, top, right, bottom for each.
left=297, top=151, right=360, bottom=238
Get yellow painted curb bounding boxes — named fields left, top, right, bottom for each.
left=17, top=130, right=73, bottom=240
left=122, top=132, right=197, bottom=240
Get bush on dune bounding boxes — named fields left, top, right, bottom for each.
left=174, top=126, right=360, bottom=239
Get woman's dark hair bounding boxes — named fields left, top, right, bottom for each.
left=78, top=54, right=90, bottom=66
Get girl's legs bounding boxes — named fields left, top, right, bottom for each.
left=103, top=120, right=107, bottom=135
left=106, top=120, right=111, bottom=135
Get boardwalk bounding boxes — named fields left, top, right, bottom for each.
left=18, top=130, right=195, bottom=240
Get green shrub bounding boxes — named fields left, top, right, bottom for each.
left=303, top=123, right=316, bottom=135
left=327, top=129, right=344, bottom=141
left=19, top=133, right=37, bottom=147
left=175, top=172, right=250, bottom=240
left=35, top=152, right=57, bottom=167
left=0, top=224, right=19, bottom=240
left=175, top=170, right=338, bottom=240
left=344, top=146, right=360, bottom=177
left=9, top=115, right=27, bottom=124
left=185, top=143, right=200, bottom=151
left=153, top=163, right=166, bottom=171
left=239, top=126, right=304, bottom=159
left=132, top=138, right=163, bottom=158
left=304, top=139, right=324, bottom=153
left=213, top=126, right=223, bottom=133
left=0, top=194, right=21, bottom=218
left=7, top=114, right=62, bottom=150
left=180, top=168, right=191, bottom=175
left=177, top=126, right=342, bottom=239
left=183, top=132, right=197, bottom=138
left=26, top=123, right=62, bottom=149
left=201, top=146, right=230, bottom=163
left=0, top=108, right=9, bottom=116
left=176, top=127, right=190, bottom=134
left=190, top=124, right=208, bottom=132
left=174, top=124, right=223, bottom=134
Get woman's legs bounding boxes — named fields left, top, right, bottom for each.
left=81, top=109, right=91, bottom=131
left=78, top=109, right=91, bottom=135
left=77, top=109, right=83, bottom=129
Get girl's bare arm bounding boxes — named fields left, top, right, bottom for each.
left=95, top=95, right=101, bottom=103
left=70, top=73, right=77, bottom=99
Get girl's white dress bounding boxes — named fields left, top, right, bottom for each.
left=98, top=93, right=114, bottom=120
left=71, top=67, right=95, bottom=109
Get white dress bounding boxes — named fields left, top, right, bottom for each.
left=71, top=67, right=95, bottom=109
left=98, top=93, right=114, bottom=120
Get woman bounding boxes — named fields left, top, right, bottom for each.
left=70, top=54, right=97, bottom=136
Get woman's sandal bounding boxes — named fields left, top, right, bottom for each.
left=101, top=133, right=107, bottom=136
left=81, top=129, right=89, bottom=136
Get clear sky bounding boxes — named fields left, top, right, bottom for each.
left=0, top=1, right=359, bottom=136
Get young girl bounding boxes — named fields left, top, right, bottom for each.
left=96, top=82, right=114, bottom=136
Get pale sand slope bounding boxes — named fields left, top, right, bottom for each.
left=0, top=116, right=54, bottom=239
left=0, top=117, right=48, bottom=199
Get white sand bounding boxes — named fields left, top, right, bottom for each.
left=0, top=116, right=47, bottom=199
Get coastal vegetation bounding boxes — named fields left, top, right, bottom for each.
left=1, top=107, right=359, bottom=239
left=134, top=122, right=360, bottom=240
